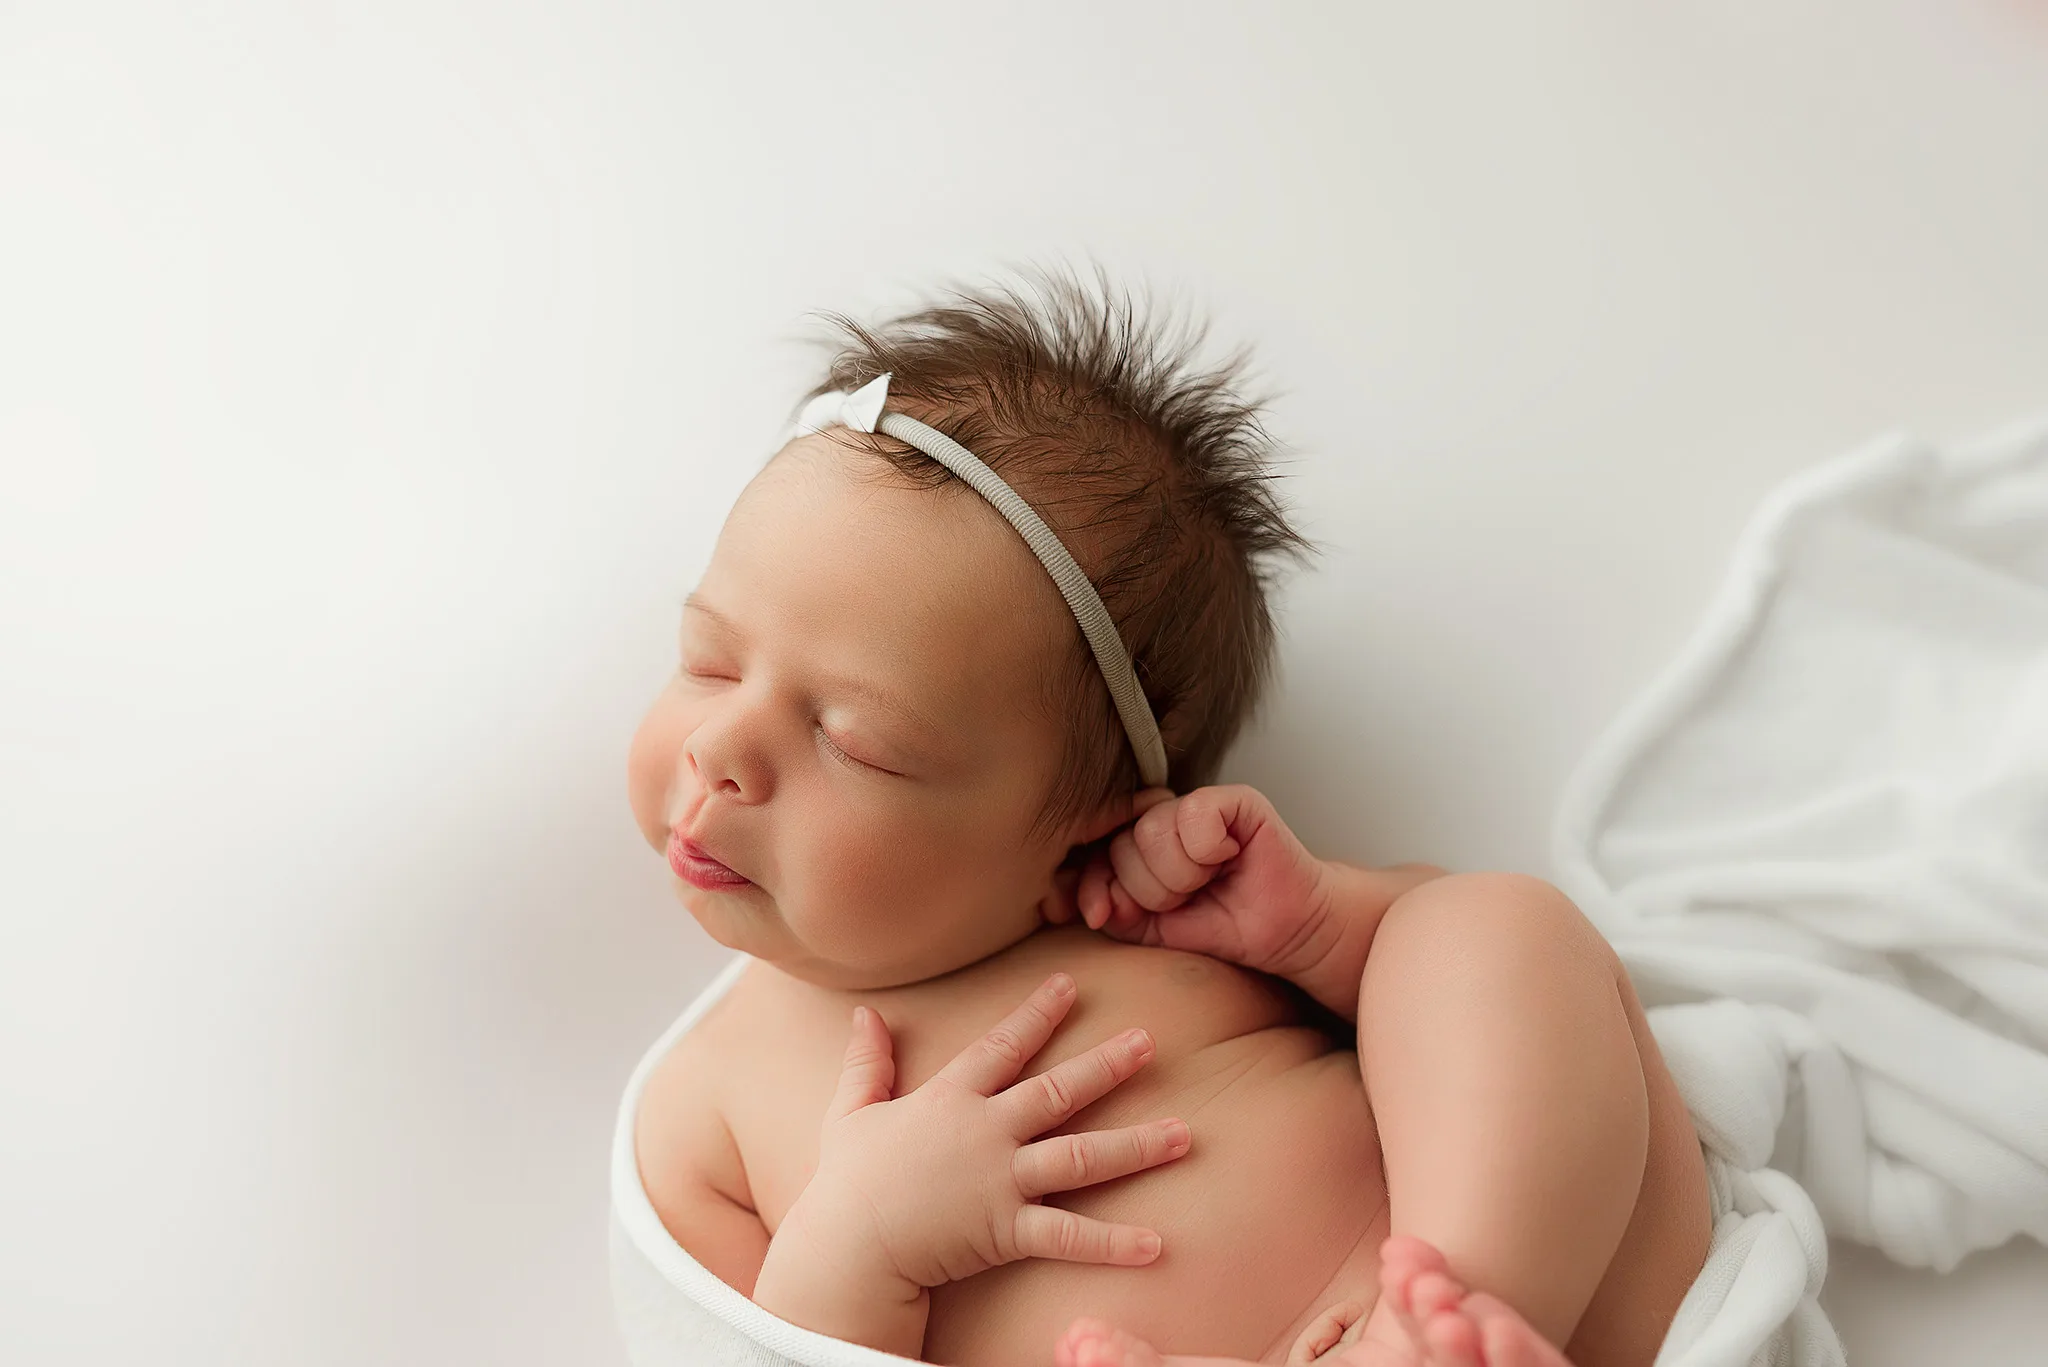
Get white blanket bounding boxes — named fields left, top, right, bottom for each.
left=1551, top=417, right=2048, bottom=1366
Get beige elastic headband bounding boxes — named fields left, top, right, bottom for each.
left=792, top=373, right=1170, bottom=789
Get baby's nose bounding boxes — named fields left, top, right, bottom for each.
left=684, top=719, right=774, bottom=806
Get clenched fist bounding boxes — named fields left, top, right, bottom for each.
left=1077, top=784, right=1339, bottom=985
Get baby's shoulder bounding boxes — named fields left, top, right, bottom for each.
left=634, top=962, right=837, bottom=1199
left=650, top=959, right=814, bottom=1086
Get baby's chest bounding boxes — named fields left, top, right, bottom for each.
left=714, top=997, right=1117, bottom=1230
left=720, top=948, right=1313, bottom=1227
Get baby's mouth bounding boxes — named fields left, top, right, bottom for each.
left=668, top=830, right=754, bottom=891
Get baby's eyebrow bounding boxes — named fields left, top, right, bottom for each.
left=819, top=669, right=950, bottom=743
left=682, top=593, right=737, bottom=632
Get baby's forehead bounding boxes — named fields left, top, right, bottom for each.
left=735, top=436, right=1027, bottom=575
left=710, top=440, right=1072, bottom=688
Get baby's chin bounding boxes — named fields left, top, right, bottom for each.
left=676, top=887, right=887, bottom=987
left=677, top=878, right=1055, bottom=990
left=676, top=883, right=785, bottom=959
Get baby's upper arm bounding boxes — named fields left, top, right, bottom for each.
left=634, top=1026, right=772, bottom=1296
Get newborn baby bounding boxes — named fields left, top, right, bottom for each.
left=625, top=276, right=1711, bottom=1367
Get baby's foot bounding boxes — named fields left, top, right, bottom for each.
left=1377, top=1236, right=1573, bottom=1367
left=1054, top=1245, right=1571, bottom=1367
left=1453, top=1294, right=1573, bottom=1367
left=1379, top=1235, right=1467, bottom=1344
left=1056, top=1317, right=1165, bottom=1367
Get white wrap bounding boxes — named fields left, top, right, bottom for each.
left=1553, top=417, right=2048, bottom=1366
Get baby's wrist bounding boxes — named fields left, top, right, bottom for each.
left=1283, top=861, right=1390, bottom=1021
left=754, top=1191, right=926, bottom=1354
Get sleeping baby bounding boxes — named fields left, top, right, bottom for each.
left=623, top=274, right=1713, bottom=1367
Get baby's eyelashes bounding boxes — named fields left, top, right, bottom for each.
left=816, top=726, right=901, bottom=777
left=679, top=656, right=739, bottom=683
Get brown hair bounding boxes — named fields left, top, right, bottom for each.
left=803, top=268, right=1311, bottom=833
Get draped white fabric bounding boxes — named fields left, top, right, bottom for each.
left=1553, top=418, right=2048, bottom=1366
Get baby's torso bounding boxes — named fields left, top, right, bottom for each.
left=639, top=926, right=1385, bottom=1365
left=634, top=925, right=1705, bottom=1367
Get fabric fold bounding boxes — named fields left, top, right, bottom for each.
left=1553, top=416, right=2048, bottom=1366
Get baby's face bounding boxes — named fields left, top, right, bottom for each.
left=629, top=435, right=1116, bottom=989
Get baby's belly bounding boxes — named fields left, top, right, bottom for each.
left=717, top=931, right=1391, bottom=1367
left=924, top=1034, right=1388, bottom=1367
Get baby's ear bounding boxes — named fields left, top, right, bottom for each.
left=1067, top=786, right=1175, bottom=851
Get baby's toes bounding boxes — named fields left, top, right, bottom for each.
left=1407, top=1270, right=1469, bottom=1320
left=1057, top=1317, right=1167, bottom=1367
left=1460, top=1294, right=1571, bottom=1367
left=1379, top=1235, right=1450, bottom=1278
left=1420, top=1310, right=1484, bottom=1367
left=1377, top=1236, right=1457, bottom=1323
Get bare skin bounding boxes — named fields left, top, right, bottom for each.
left=627, top=434, right=1711, bottom=1365
left=1057, top=1236, right=1581, bottom=1367
left=637, top=838, right=1708, bottom=1366
left=1057, top=788, right=1713, bottom=1365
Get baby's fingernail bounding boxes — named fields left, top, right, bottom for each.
left=1049, top=972, right=1075, bottom=997
left=1159, top=1118, right=1190, bottom=1150
left=1124, top=1029, right=1154, bottom=1061
left=1136, top=1231, right=1162, bottom=1260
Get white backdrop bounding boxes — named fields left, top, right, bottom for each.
left=4, top=3, right=2046, bottom=1364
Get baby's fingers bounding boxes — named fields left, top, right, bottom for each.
left=938, top=973, right=1078, bottom=1094
left=1108, top=829, right=1192, bottom=913
left=990, top=1027, right=1156, bottom=1138
left=825, top=1006, right=896, bottom=1122
left=1079, top=852, right=1117, bottom=931
left=1172, top=787, right=1251, bottom=866
left=1012, top=1117, right=1191, bottom=1198
left=1011, top=1205, right=1163, bottom=1267
left=1105, top=878, right=1153, bottom=942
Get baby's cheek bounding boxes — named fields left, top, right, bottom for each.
left=625, top=690, right=692, bottom=840
left=787, top=831, right=900, bottom=956
left=784, top=810, right=948, bottom=965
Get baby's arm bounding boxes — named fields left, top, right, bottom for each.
left=634, top=1046, right=772, bottom=1295
left=1266, top=857, right=1449, bottom=1021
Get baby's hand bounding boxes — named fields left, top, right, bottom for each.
left=756, top=974, right=1190, bottom=1348
left=1077, top=785, right=1339, bottom=986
